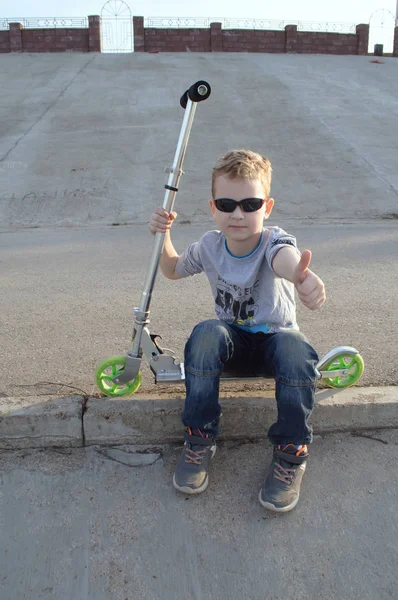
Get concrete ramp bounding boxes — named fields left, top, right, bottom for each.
left=0, top=52, right=397, bottom=230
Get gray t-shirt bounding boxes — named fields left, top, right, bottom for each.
left=175, top=226, right=301, bottom=334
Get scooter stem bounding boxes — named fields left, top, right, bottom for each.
left=130, top=81, right=211, bottom=357
left=139, top=98, right=197, bottom=316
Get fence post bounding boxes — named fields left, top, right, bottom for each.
left=9, top=22, right=23, bottom=52
left=210, top=22, right=223, bottom=52
left=88, top=15, right=101, bottom=52
left=394, top=26, right=398, bottom=57
left=285, top=25, right=298, bottom=53
left=134, top=16, right=145, bottom=52
left=356, top=23, right=369, bottom=55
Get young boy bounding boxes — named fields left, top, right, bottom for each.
left=149, top=149, right=326, bottom=512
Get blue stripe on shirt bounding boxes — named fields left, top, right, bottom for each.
left=225, top=233, right=263, bottom=259
left=235, top=323, right=271, bottom=334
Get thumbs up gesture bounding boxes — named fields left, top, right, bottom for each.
left=293, top=250, right=326, bottom=310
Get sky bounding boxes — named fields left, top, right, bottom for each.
left=1, top=0, right=397, bottom=24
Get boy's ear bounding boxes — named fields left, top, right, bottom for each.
left=264, top=197, right=274, bottom=219
left=209, top=198, right=216, bottom=217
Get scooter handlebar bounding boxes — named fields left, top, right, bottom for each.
left=180, top=80, right=211, bottom=109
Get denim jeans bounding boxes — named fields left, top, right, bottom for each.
left=181, top=319, right=319, bottom=445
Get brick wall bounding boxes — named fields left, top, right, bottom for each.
left=222, top=29, right=286, bottom=53
left=0, top=30, right=9, bottom=53
left=144, top=28, right=211, bottom=52
left=0, top=15, right=101, bottom=53
left=296, top=31, right=358, bottom=54
left=21, top=28, right=89, bottom=52
left=134, top=17, right=383, bottom=56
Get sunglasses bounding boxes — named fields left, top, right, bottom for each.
left=213, top=197, right=265, bottom=213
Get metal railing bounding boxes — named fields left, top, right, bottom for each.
left=144, top=17, right=357, bottom=33
left=0, top=17, right=88, bottom=30
left=0, top=15, right=358, bottom=33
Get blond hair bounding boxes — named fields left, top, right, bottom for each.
left=212, top=149, right=272, bottom=198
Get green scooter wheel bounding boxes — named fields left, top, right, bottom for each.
left=323, top=353, right=364, bottom=389
left=95, top=355, right=142, bottom=397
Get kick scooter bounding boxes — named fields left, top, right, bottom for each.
left=95, top=81, right=364, bottom=398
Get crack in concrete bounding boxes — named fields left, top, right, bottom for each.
left=0, top=55, right=97, bottom=165
left=94, top=446, right=163, bottom=467
left=316, top=115, right=398, bottom=198
left=81, top=396, right=88, bottom=447
left=351, top=432, right=389, bottom=444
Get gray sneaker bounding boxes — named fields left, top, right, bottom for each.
left=172, top=427, right=217, bottom=495
left=258, top=444, right=309, bottom=512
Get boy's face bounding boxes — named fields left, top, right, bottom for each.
left=209, top=175, right=274, bottom=243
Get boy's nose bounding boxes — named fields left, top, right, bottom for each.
left=231, top=205, right=245, bottom=218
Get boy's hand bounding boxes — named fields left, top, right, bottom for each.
left=148, top=207, right=177, bottom=236
left=293, top=250, right=326, bottom=310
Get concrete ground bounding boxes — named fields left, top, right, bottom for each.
left=1, top=52, right=398, bottom=230
left=0, top=50, right=398, bottom=600
left=1, top=430, right=397, bottom=600
left=1, top=52, right=397, bottom=399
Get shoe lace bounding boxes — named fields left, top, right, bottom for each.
left=273, top=444, right=307, bottom=485
left=273, top=462, right=296, bottom=485
left=185, top=448, right=207, bottom=465
left=184, top=427, right=210, bottom=465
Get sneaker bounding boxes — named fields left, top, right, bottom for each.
left=172, top=427, right=217, bottom=495
left=258, top=443, right=309, bottom=512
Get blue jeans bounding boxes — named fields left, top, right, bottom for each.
left=181, top=320, right=319, bottom=445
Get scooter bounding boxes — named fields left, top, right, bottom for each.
left=95, top=81, right=364, bottom=398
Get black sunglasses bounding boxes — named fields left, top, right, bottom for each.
left=213, top=197, right=265, bottom=213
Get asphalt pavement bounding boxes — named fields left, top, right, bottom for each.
left=1, top=430, right=397, bottom=600
left=1, top=222, right=397, bottom=399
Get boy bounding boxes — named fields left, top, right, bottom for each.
left=148, top=149, right=325, bottom=512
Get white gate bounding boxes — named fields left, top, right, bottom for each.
left=369, top=9, right=395, bottom=54
left=101, top=0, right=133, bottom=53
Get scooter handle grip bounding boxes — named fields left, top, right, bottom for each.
left=180, top=80, right=211, bottom=109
